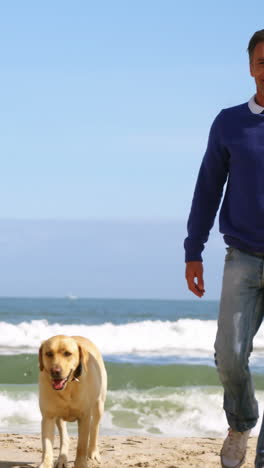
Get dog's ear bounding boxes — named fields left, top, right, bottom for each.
left=78, top=344, right=89, bottom=372
left=38, top=343, right=44, bottom=371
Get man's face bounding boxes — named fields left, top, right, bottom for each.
left=250, top=41, right=264, bottom=98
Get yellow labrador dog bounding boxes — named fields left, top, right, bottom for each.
left=38, top=335, right=107, bottom=468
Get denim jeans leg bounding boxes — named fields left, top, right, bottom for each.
left=214, top=248, right=264, bottom=432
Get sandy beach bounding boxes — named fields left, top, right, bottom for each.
left=0, top=433, right=259, bottom=468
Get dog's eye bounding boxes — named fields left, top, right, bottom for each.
left=46, top=351, right=53, bottom=357
left=64, top=351, right=72, bottom=357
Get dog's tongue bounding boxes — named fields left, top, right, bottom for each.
left=52, top=378, right=66, bottom=390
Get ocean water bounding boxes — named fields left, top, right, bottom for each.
left=1, top=297, right=264, bottom=438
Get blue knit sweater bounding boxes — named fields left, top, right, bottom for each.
left=184, top=102, right=264, bottom=262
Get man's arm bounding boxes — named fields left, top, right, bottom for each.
left=184, top=112, right=229, bottom=296
left=185, top=261, right=204, bottom=298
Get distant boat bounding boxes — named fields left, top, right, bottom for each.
left=65, top=294, right=78, bottom=300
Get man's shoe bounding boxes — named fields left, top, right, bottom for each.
left=220, top=427, right=251, bottom=468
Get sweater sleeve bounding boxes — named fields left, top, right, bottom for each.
left=184, top=111, right=229, bottom=262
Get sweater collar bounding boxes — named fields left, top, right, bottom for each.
left=248, top=95, right=264, bottom=114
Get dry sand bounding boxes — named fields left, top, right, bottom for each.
left=0, top=433, right=259, bottom=468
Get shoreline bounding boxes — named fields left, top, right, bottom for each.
left=0, top=434, right=258, bottom=468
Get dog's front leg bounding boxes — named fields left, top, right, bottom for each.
left=74, top=413, right=91, bottom=468
left=55, top=418, right=69, bottom=468
left=39, top=416, right=55, bottom=468
left=87, top=399, right=104, bottom=463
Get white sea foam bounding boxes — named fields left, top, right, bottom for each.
left=1, top=385, right=264, bottom=437
left=1, top=318, right=264, bottom=363
left=0, top=319, right=216, bottom=356
left=0, top=390, right=40, bottom=433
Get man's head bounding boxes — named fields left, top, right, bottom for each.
left=248, top=30, right=264, bottom=63
left=248, top=30, right=264, bottom=104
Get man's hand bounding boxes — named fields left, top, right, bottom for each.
left=185, top=261, right=205, bottom=298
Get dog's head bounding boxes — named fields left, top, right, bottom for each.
left=39, top=335, right=86, bottom=391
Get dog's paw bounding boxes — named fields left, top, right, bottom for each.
left=38, top=463, right=53, bottom=468
left=55, top=454, right=68, bottom=468
left=74, top=456, right=88, bottom=468
left=87, top=449, right=101, bottom=463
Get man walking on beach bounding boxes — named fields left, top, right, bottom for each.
left=184, top=30, right=264, bottom=468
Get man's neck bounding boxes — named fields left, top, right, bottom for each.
left=255, top=92, right=264, bottom=107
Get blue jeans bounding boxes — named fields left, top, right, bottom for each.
left=214, top=247, right=264, bottom=432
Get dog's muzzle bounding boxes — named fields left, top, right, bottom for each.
left=51, top=369, right=73, bottom=391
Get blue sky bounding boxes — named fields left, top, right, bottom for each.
left=1, top=1, right=261, bottom=219
left=0, top=2, right=262, bottom=298
left=0, top=219, right=224, bottom=299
